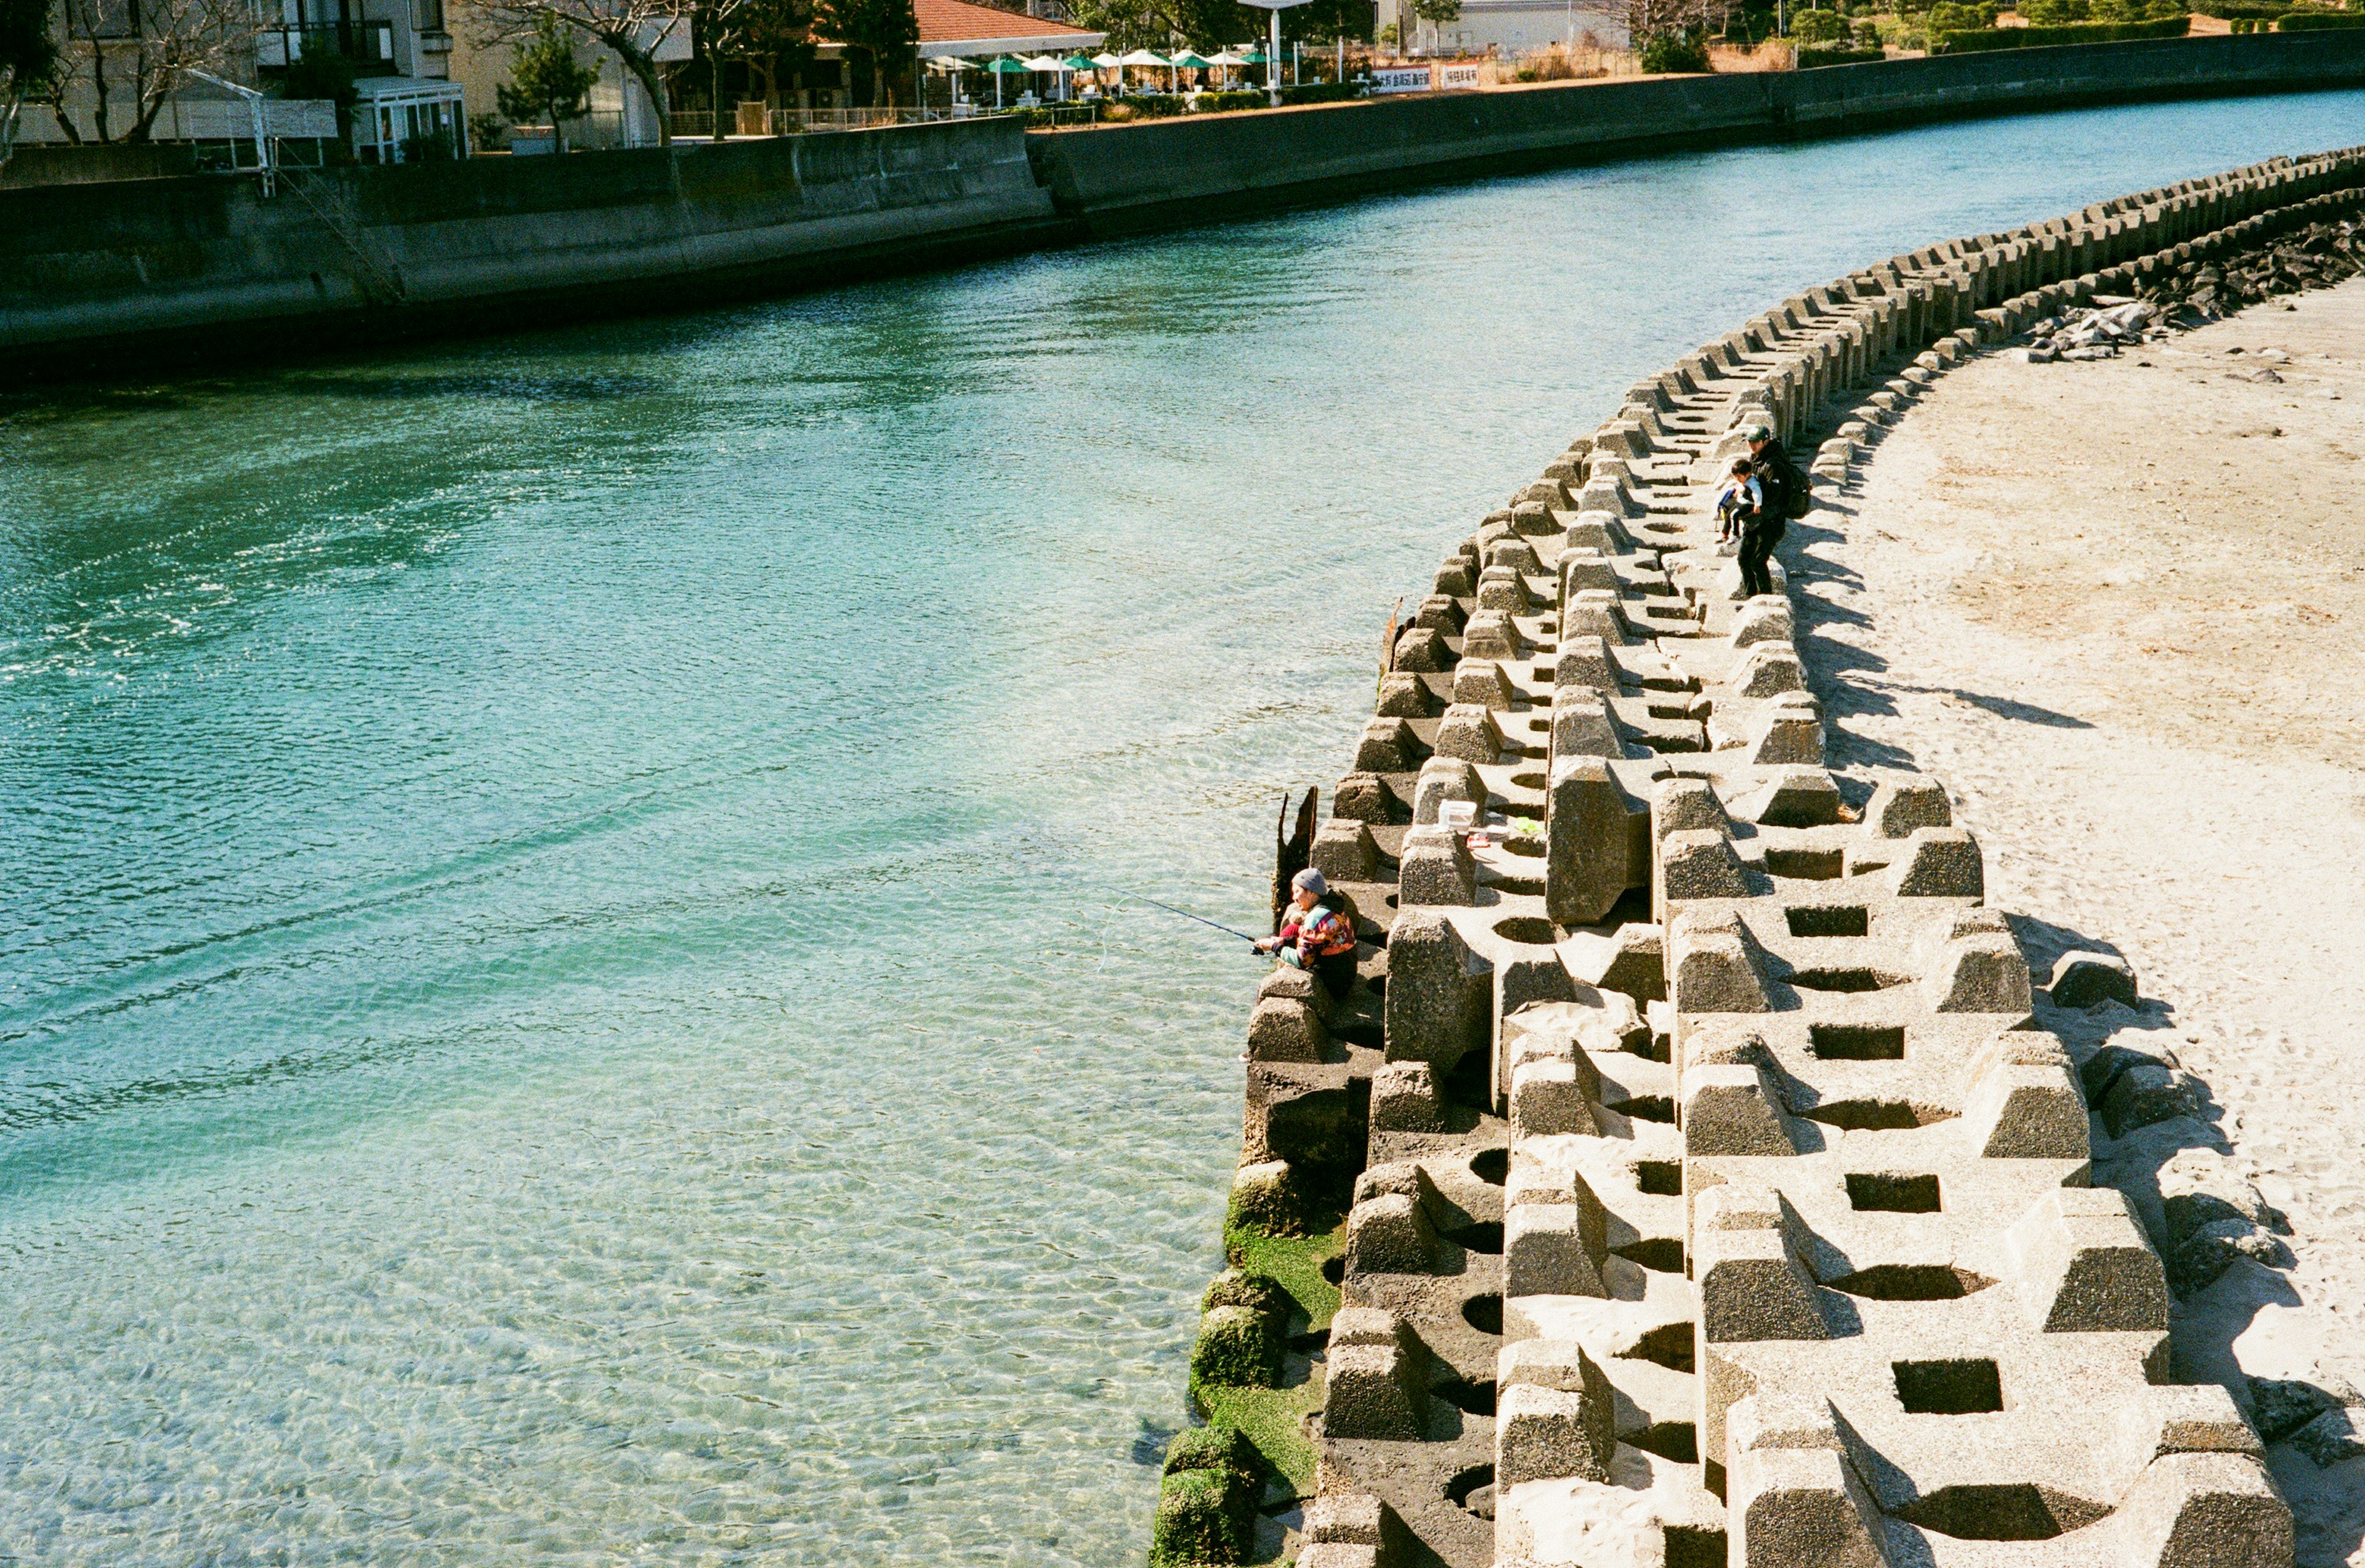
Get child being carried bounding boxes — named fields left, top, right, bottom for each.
left=1714, top=458, right=1761, bottom=549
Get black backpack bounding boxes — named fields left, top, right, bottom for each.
left=1765, top=447, right=1811, bottom=520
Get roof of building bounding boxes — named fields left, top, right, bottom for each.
left=908, top=0, right=1103, bottom=56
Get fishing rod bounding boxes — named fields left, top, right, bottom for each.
left=1117, top=889, right=1266, bottom=947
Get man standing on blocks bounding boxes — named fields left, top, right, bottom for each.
left=1737, top=422, right=1806, bottom=600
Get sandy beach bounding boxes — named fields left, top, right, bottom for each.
left=1805, top=278, right=2365, bottom=1564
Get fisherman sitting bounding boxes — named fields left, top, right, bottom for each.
left=1255, top=868, right=1359, bottom=1001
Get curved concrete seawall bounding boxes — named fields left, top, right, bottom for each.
left=1175, top=147, right=2365, bottom=1568
left=6, top=36, right=2365, bottom=378
left=0, top=118, right=1063, bottom=376
left=1032, top=33, right=2365, bottom=234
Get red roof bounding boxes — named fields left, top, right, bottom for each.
left=912, top=0, right=1099, bottom=46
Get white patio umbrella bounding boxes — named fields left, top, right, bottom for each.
left=1026, top=52, right=1073, bottom=100
left=1022, top=53, right=1069, bottom=100
left=1117, top=47, right=1171, bottom=91
left=1207, top=47, right=1249, bottom=86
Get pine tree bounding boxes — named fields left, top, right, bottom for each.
left=497, top=12, right=601, bottom=152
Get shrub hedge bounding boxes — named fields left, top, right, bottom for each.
left=1927, top=0, right=2000, bottom=28
left=1790, top=6, right=1848, bottom=41
left=1086, top=81, right=1360, bottom=121
left=1096, top=95, right=1189, bottom=121
left=2278, top=10, right=2365, bottom=25
left=1796, top=43, right=1888, bottom=63
left=1928, top=14, right=2190, bottom=48
left=1639, top=28, right=1713, bottom=70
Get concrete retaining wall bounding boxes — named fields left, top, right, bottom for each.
left=0, top=116, right=1061, bottom=374
left=0, top=144, right=201, bottom=188
left=6, top=37, right=2365, bottom=376
left=1033, top=33, right=2365, bottom=234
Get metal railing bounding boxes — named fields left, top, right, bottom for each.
left=1012, top=102, right=1101, bottom=126
left=662, top=102, right=1113, bottom=139
left=278, top=164, right=408, bottom=304
left=666, top=106, right=936, bottom=137
left=256, top=20, right=397, bottom=71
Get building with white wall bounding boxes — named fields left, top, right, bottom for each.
left=18, top=0, right=464, bottom=161
left=1372, top=0, right=1627, bottom=58
left=443, top=11, right=688, bottom=150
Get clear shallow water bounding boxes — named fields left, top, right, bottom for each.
left=2, top=91, right=2361, bottom=1565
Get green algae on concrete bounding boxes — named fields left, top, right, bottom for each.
left=1226, top=1218, right=1343, bottom=1332
left=1193, top=1217, right=1346, bottom=1499
left=1191, top=1305, right=1281, bottom=1392
left=1154, top=1424, right=1265, bottom=1567
left=1149, top=1465, right=1254, bottom=1567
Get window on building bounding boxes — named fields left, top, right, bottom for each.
left=71, top=0, right=138, bottom=39
left=413, top=0, right=444, bottom=32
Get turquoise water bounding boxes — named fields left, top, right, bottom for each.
left=3, top=92, right=2361, bottom=1564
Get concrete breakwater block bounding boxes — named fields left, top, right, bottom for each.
left=1179, top=152, right=2364, bottom=1568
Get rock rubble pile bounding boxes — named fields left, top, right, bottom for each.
left=2019, top=218, right=2365, bottom=361
left=2019, top=299, right=2165, bottom=361
left=2141, top=218, right=2365, bottom=317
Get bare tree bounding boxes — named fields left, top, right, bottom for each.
left=1, top=0, right=59, bottom=163
left=471, top=0, right=686, bottom=145
left=1627, top=0, right=1715, bottom=42
left=42, top=0, right=264, bottom=142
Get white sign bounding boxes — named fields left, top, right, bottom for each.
left=1437, top=62, right=1480, bottom=87
left=1370, top=65, right=1431, bottom=92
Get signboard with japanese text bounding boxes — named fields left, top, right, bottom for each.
left=1370, top=65, right=1433, bottom=92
